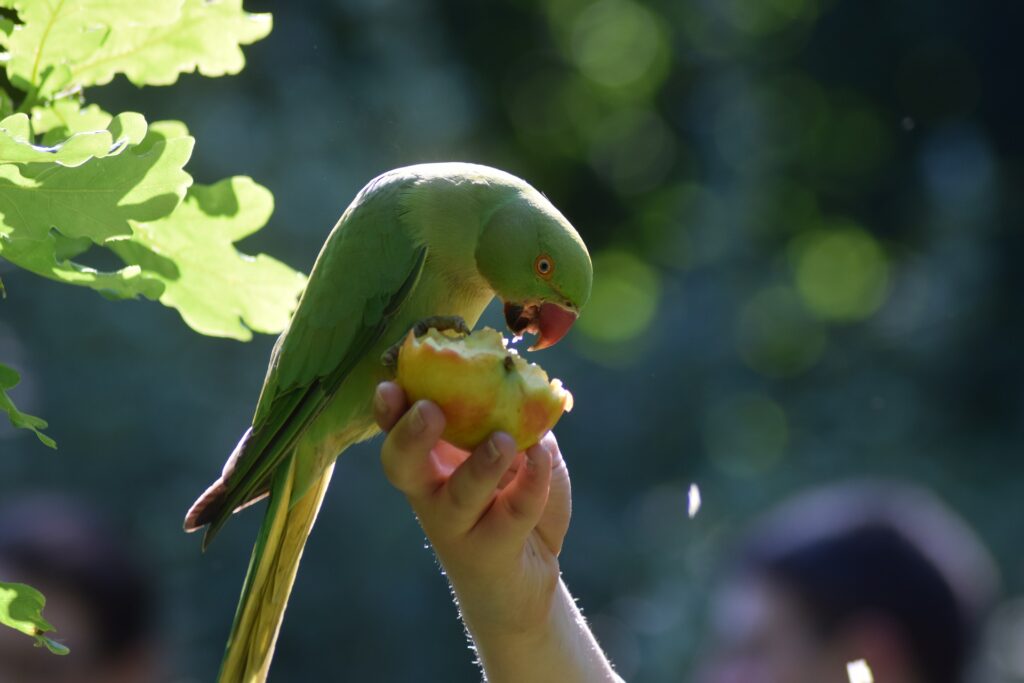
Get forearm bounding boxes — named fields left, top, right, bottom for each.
left=463, top=578, right=624, bottom=683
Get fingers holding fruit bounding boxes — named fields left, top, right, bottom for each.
left=377, top=393, right=448, bottom=500
left=377, top=325, right=575, bottom=559
left=486, top=441, right=553, bottom=538
left=442, top=432, right=518, bottom=532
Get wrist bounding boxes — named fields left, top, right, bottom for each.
left=465, top=578, right=623, bottom=683
left=449, top=556, right=562, bottom=641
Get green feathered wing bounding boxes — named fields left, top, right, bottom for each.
left=185, top=175, right=428, bottom=683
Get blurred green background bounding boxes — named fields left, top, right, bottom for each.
left=1, top=0, right=1021, bottom=680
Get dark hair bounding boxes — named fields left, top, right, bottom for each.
left=735, top=481, right=998, bottom=683
left=0, top=495, right=158, bottom=660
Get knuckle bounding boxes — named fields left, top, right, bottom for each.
left=505, top=495, right=535, bottom=523
left=446, top=481, right=470, bottom=510
left=447, top=472, right=483, bottom=512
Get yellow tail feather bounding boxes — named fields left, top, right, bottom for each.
left=218, top=457, right=336, bottom=683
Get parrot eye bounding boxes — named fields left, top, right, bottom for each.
left=534, top=254, right=554, bottom=279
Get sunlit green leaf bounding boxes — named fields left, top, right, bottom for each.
left=1, top=0, right=181, bottom=93
left=0, top=90, right=12, bottom=119
left=0, top=117, right=190, bottom=241
left=32, top=101, right=115, bottom=143
left=0, top=111, right=146, bottom=166
left=0, top=118, right=193, bottom=297
left=67, top=0, right=272, bottom=89
left=0, top=16, right=13, bottom=48
left=0, top=112, right=301, bottom=337
left=0, top=363, right=54, bottom=447
left=0, top=581, right=68, bottom=654
left=112, top=177, right=305, bottom=340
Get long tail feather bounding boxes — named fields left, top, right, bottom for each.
left=218, top=455, right=335, bottom=683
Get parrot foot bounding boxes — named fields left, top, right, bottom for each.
left=381, top=315, right=471, bottom=369
left=411, top=315, right=471, bottom=338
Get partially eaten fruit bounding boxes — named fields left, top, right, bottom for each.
left=395, top=326, right=574, bottom=451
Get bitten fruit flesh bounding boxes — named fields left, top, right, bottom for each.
left=395, top=327, right=573, bottom=451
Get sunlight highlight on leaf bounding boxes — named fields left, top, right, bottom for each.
left=68, top=0, right=273, bottom=89
left=1, top=0, right=181, bottom=94
left=0, top=111, right=146, bottom=166
left=32, top=101, right=115, bottom=142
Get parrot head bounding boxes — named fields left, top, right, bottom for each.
left=476, top=188, right=592, bottom=351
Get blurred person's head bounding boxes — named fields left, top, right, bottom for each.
left=699, top=481, right=998, bottom=683
left=0, top=495, right=162, bottom=683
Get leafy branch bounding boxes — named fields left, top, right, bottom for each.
left=0, top=363, right=53, bottom=448
left=0, top=581, right=68, bottom=655
left=0, top=0, right=305, bottom=442
left=0, top=0, right=305, bottom=651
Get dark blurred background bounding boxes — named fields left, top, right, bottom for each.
left=1, top=0, right=1021, bottom=680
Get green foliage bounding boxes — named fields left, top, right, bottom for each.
left=0, top=581, right=69, bottom=655
left=0, top=0, right=180, bottom=98
left=112, top=176, right=306, bottom=341
left=0, top=118, right=193, bottom=274
left=0, top=362, right=54, bottom=448
left=0, top=0, right=302, bottom=433
left=64, top=0, right=273, bottom=89
left=0, top=0, right=297, bottom=651
left=0, top=111, right=140, bottom=165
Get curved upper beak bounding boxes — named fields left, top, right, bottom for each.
left=503, top=301, right=579, bottom=351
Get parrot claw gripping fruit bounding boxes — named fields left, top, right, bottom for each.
left=412, top=314, right=471, bottom=337
left=381, top=315, right=472, bottom=368
left=395, top=326, right=573, bottom=451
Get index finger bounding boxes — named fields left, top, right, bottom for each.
left=379, top=399, right=447, bottom=499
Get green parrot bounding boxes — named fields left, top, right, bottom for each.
left=184, top=162, right=593, bottom=682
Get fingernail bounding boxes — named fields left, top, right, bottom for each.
left=487, top=436, right=503, bottom=463
left=373, top=386, right=387, bottom=416
left=408, top=402, right=426, bottom=434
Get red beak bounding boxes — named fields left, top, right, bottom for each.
left=503, top=301, right=579, bottom=351
left=531, top=302, right=578, bottom=351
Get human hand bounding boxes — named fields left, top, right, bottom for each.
left=374, top=380, right=571, bottom=638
